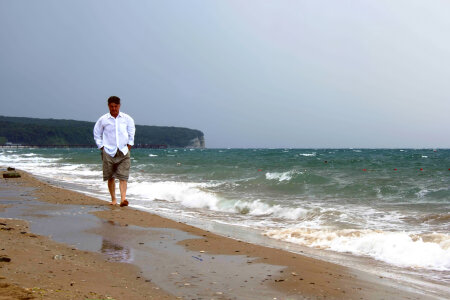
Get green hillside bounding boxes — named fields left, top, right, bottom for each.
left=0, top=116, right=205, bottom=148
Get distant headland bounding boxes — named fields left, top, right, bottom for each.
left=0, top=116, right=205, bottom=148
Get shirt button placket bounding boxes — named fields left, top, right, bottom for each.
left=115, top=117, right=120, bottom=151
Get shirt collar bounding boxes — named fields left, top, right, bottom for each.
left=107, top=112, right=123, bottom=119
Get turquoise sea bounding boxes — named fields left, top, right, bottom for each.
left=1, top=148, right=449, bottom=288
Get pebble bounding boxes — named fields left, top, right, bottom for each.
left=3, top=172, right=21, bottom=178
left=0, top=256, right=11, bottom=262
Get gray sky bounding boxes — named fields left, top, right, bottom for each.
left=1, top=0, right=450, bottom=148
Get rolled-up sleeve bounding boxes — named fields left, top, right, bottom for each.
left=93, top=118, right=104, bottom=149
left=127, top=116, right=136, bottom=146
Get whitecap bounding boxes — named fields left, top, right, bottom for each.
left=299, top=152, right=316, bottom=157
left=265, top=170, right=299, bottom=182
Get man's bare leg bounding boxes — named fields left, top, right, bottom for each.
left=119, top=180, right=128, bottom=206
left=108, top=178, right=117, bottom=205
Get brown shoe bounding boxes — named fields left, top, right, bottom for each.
left=119, top=200, right=129, bottom=207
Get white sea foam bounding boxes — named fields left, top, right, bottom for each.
left=58, top=165, right=80, bottom=171
left=23, top=153, right=37, bottom=157
left=265, top=170, right=299, bottom=182
left=233, top=199, right=308, bottom=219
left=148, top=154, right=158, bottom=157
left=299, top=152, right=316, bottom=157
left=127, top=179, right=312, bottom=222
left=0, top=154, right=60, bottom=165
left=0, top=154, right=60, bottom=180
left=416, top=189, right=429, bottom=198
left=127, top=181, right=223, bottom=211
left=266, top=228, right=450, bottom=271
left=0, top=152, right=101, bottom=186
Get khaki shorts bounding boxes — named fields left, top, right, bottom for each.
left=102, top=149, right=130, bottom=181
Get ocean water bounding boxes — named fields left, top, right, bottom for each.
left=1, top=148, right=449, bottom=285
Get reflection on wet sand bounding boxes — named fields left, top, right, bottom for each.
left=101, top=239, right=132, bottom=263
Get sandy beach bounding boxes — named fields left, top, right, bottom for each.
left=0, top=168, right=438, bottom=299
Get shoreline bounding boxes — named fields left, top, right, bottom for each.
left=0, top=168, right=442, bottom=299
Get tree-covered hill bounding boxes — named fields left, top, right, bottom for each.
left=0, top=116, right=205, bottom=148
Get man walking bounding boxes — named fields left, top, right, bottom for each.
left=93, top=96, right=136, bottom=207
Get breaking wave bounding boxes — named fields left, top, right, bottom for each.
left=265, top=228, right=450, bottom=271
left=128, top=180, right=312, bottom=221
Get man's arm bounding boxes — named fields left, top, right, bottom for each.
left=93, top=118, right=104, bottom=149
left=127, top=116, right=136, bottom=149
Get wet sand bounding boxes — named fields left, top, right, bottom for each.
left=0, top=169, right=436, bottom=299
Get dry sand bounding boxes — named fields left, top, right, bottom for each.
left=0, top=169, right=433, bottom=299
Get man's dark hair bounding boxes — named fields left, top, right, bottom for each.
left=108, top=96, right=121, bottom=105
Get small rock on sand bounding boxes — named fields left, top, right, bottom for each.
left=0, top=256, right=11, bottom=262
left=3, top=172, right=21, bottom=178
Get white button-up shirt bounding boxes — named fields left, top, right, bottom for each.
left=93, top=112, right=136, bottom=157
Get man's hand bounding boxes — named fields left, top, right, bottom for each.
left=127, top=144, right=132, bottom=150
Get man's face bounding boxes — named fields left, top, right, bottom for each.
left=108, top=103, right=120, bottom=117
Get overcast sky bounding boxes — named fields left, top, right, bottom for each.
left=1, top=1, right=449, bottom=148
